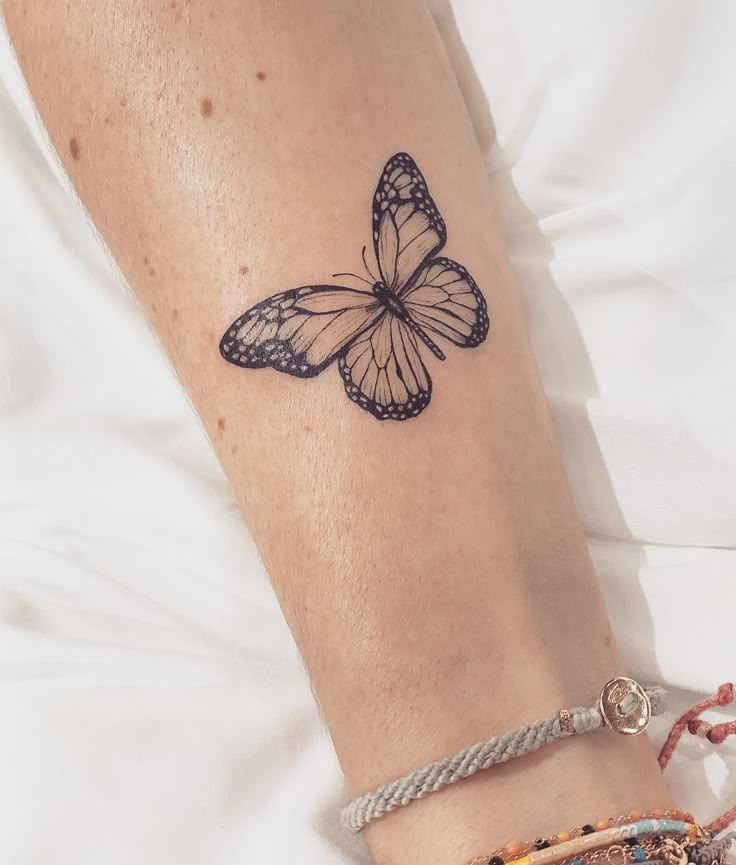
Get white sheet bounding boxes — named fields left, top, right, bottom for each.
left=1, top=3, right=734, bottom=863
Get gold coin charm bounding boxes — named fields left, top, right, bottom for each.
left=598, top=677, right=652, bottom=735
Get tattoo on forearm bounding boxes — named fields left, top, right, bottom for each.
left=220, top=153, right=489, bottom=421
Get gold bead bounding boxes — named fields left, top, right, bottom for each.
left=696, top=721, right=712, bottom=738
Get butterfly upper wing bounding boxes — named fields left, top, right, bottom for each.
left=373, top=153, right=446, bottom=293
left=220, top=286, right=382, bottom=378
left=401, top=257, right=489, bottom=348
left=338, top=312, right=432, bottom=420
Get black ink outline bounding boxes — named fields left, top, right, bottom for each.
left=220, top=153, right=490, bottom=421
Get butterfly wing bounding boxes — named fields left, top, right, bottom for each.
left=338, top=312, right=432, bottom=420
left=372, top=153, right=446, bottom=293
left=401, top=257, right=489, bottom=348
left=220, top=286, right=382, bottom=377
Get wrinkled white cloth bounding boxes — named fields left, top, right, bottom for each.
left=0, top=3, right=734, bottom=863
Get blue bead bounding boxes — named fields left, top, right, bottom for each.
left=571, top=859, right=584, bottom=865
left=631, top=847, right=646, bottom=862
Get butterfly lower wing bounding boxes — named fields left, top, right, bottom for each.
left=372, top=153, right=446, bottom=293
left=220, top=286, right=382, bottom=377
left=338, top=312, right=432, bottom=420
left=401, top=257, right=489, bottom=348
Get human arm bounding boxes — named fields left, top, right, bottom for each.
left=4, top=2, right=672, bottom=863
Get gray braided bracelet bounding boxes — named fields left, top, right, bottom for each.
left=689, top=834, right=736, bottom=865
left=342, top=677, right=667, bottom=832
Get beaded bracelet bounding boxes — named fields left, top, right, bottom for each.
left=491, top=820, right=697, bottom=865
left=343, top=677, right=666, bottom=831
left=465, top=815, right=706, bottom=865
left=470, top=826, right=736, bottom=865
left=465, top=809, right=695, bottom=865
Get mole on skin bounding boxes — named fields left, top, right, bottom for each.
left=69, top=137, right=80, bottom=160
left=200, top=97, right=213, bottom=118
left=217, top=417, right=226, bottom=432
left=239, top=265, right=248, bottom=275
left=256, top=71, right=266, bottom=81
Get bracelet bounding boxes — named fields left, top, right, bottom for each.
left=342, top=677, right=666, bottom=831
left=465, top=813, right=732, bottom=865
left=474, top=819, right=700, bottom=865
left=464, top=809, right=695, bottom=865
left=466, top=815, right=717, bottom=865
left=466, top=809, right=720, bottom=865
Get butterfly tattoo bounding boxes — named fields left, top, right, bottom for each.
left=220, top=152, right=489, bottom=421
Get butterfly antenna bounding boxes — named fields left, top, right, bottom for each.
left=361, top=246, right=377, bottom=283
left=332, top=271, right=373, bottom=286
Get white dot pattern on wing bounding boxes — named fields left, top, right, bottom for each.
left=339, top=356, right=431, bottom=421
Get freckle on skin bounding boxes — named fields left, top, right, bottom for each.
left=230, top=444, right=238, bottom=455
left=239, top=265, right=248, bottom=275
left=217, top=417, right=226, bottom=432
left=200, top=97, right=213, bottom=118
left=149, top=267, right=156, bottom=277
left=144, top=256, right=149, bottom=265
left=171, top=308, right=179, bottom=322
left=256, top=71, right=266, bottom=81
left=69, top=137, right=80, bottom=160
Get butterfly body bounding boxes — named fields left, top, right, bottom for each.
left=221, top=153, right=489, bottom=421
left=371, top=280, right=446, bottom=361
